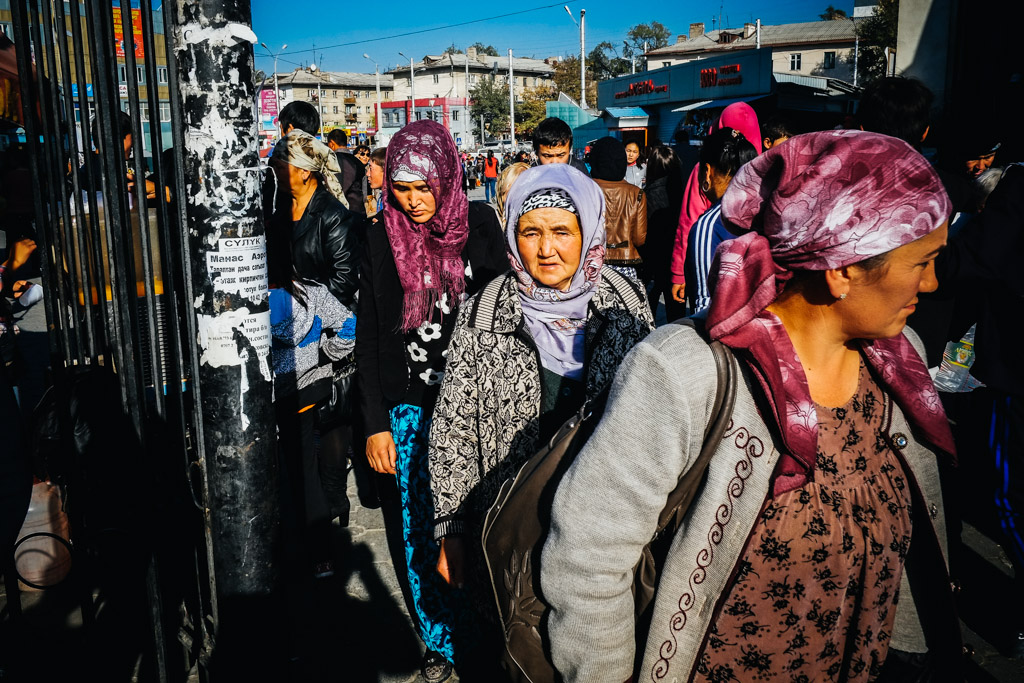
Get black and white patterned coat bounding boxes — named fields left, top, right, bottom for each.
left=429, top=267, right=655, bottom=539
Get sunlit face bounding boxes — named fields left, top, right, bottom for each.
left=355, top=149, right=370, bottom=164
left=966, top=153, right=996, bottom=178
left=839, top=223, right=948, bottom=340
left=391, top=179, right=437, bottom=223
left=537, top=143, right=572, bottom=165
left=368, top=160, right=385, bottom=190
left=625, top=143, right=640, bottom=165
left=515, top=207, right=582, bottom=291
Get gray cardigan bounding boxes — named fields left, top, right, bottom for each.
left=541, top=322, right=956, bottom=683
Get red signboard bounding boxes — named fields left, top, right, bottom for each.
left=113, top=8, right=144, bottom=59
left=700, top=64, right=743, bottom=88
left=614, top=79, right=668, bottom=100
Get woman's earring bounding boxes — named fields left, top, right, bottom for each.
left=839, top=293, right=847, bottom=300
left=700, top=180, right=711, bottom=193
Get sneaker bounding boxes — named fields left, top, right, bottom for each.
left=421, top=650, right=452, bottom=683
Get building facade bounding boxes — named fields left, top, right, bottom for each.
left=1, top=0, right=173, bottom=158
left=264, top=69, right=394, bottom=144
left=388, top=46, right=556, bottom=105
left=646, top=20, right=860, bottom=86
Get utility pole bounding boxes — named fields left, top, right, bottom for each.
left=480, top=113, right=485, bottom=146
left=508, top=49, right=515, bottom=150
left=852, top=18, right=860, bottom=87
left=364, top=53, right=382, bottom=142
left=642, top=40, right=648, bottom=72
left=171, top=0, right=280, bottom=666
left=564, top=6, right=586, bottom=109
left=465, top=52, right=471, bottom=146
left=399, top=51, right=415, bottom=122
left=260, top=42, right=287, bottom=118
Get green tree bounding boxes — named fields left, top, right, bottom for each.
left=820, top=5, right=848, bottom=20
left=469, top=42, right=500, bottom=57
left=552, top=55, right=597, bottom=105
left=470, top=77, right=509, bottom=135
left=588, top=41, right=630, bottom=81
left=444, top=43, right=463, bottom=55
left=517, top=86, right=557, bottom=135
left=856, top=0, right=898, bottom=84
left=622, top=21, right=672, bottom=61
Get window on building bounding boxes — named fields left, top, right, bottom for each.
left=468, top=74, right=476, bottom=84
left=433, top=74, right=440, bottom=84
left=533, top=78, right=538, bottom=87
left=823, top=51, right=836, bottom=69
left=0, top=22, right=13, bottom=38
left=118, top=65, right=127, bottom=82
left=452, top=109, right=459, bottom=121
left=160, top=102, right=171, bottom=122
left=137, top=66, right=145, bottom=83
left=663, top=61, right=672, bottom=68
left=790, top=53, right=802, bottom=71
left=333, top=106, right=339, bottom=114
left=157, top=66, right=168, bottom=84
left=140, top=105, right=150, bottom=122
left=522, top=77, right=527, bottom=87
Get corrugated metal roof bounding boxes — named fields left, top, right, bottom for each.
left=648, top=19, right=859, bottom=57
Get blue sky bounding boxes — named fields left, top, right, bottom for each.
left=251, top=0, right=849, bottom=74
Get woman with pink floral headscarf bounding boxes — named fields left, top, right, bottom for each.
left=542, top=130, right=962, bottom=683
left=354, top=120, right=508, bottom=681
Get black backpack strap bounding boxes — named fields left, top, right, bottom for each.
left=602, top=266, right=646, bottom=313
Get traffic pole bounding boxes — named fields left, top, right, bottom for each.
left=170, top=0, right=282, bottom=672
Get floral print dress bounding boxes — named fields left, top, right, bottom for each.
left=696, top=361, right=913, bottom=682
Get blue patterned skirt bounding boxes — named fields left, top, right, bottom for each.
left=390, top=404, right=478, bottom=664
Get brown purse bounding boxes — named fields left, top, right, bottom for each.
left=481, top=320, right=737, bottom=683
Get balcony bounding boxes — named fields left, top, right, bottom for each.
left=344, top=97, right=356, bottom=104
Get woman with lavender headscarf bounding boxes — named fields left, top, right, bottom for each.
left=354, top=120, right=508, bottom=682
left=543, top=130, right=962, bottom=683
left=428, top=163, right=654, bottom=673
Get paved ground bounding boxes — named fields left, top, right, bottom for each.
left=4, top=216, right=1024, bottom=681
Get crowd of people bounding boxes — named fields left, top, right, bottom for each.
left=3, top=73, right=1021, bottom=683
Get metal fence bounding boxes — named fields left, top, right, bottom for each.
left=8, top=1, right=224, bottom=679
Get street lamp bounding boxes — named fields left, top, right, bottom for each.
left=363, top=53, right=383, bottom=142
left=564, top=6, right=586, bottom=109
left=398, top=51, right=416, bottom=123
left=260, top=42, right=287, bottom=113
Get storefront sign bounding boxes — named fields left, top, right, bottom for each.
left=700, top=64, right=742, bottom=88
left=113, top=8, right=144, bottom=59
left=614, top=79, right=668, bottom=100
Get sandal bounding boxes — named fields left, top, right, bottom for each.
left=421, top=650, right=452, bottom=683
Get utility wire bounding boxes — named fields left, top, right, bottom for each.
left=275, top=0, right=580, bottom=56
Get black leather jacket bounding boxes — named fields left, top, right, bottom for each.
left=291, top=188, right=365, bottom=308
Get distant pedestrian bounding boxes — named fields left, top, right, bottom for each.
left=483, top=151, right=499, bottom=202
left=326, top=129, right=365, bottom=214
left=624, top=141, right=646, bottom=188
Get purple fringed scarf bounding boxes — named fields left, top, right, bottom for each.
left=706, top=129, right=956, bottom=496
left=384, top=120, right=470, bottom=331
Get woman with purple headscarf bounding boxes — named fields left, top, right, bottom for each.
left=428, top=163, right=654, bottom=672
left=543, top=130, right=962, bottom=682
left=354, top=120, right=508, bottom=682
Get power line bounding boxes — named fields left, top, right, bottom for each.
left=274, top=0, right=581, bottom=56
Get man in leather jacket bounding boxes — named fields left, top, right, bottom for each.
left=588, top=137, right=647, bottom=273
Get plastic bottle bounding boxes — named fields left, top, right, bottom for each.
left=14, top=480, right=72, bottom=591
left=934, top=324, right=985, bottom=393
